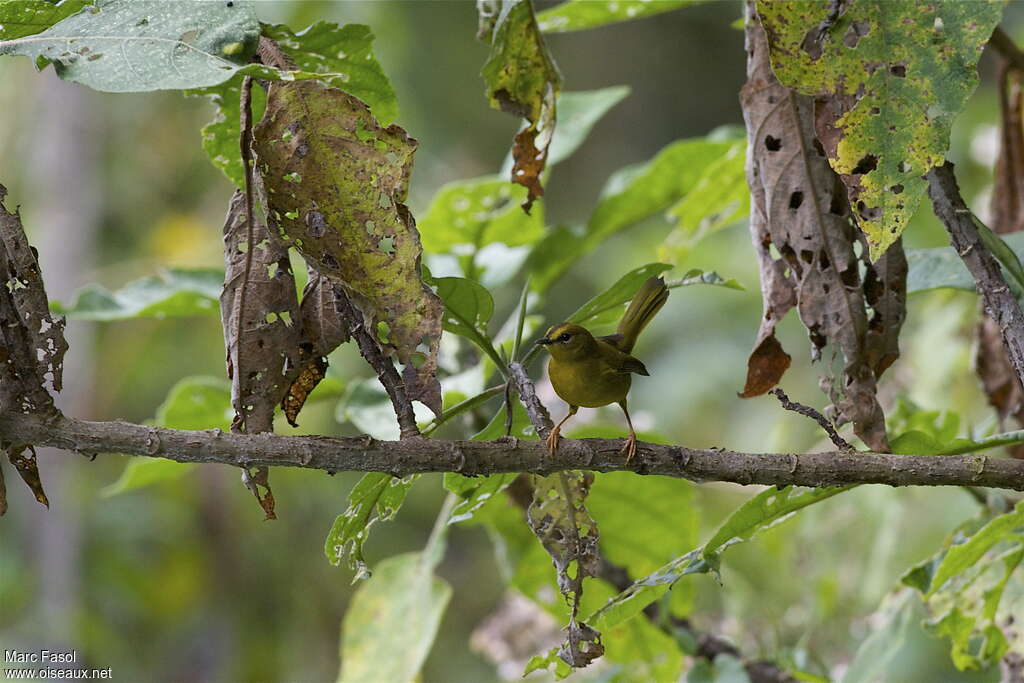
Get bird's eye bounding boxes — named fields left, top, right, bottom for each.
left=558, top=332, right=572, bottom=342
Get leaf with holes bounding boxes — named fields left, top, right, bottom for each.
left=537, top=0, right=703, bottom=33
left=324, top=472, right=419, bottom=580
left=756, top=0, right=1005, bottom=259
left=0, top=0, right=329, bottom=92
left=252, top=79, right=444, bottom=414
left=480, top=0, right=561, bottom=212
left=192, top=22, right=397, bottom=188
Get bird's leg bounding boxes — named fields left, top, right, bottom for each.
left=618, top=400, right=637, bottom=464
left=546, top=405, right=578, bottom=456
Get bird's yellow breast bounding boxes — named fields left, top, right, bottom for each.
left=548, top=354, right=632, bottom=408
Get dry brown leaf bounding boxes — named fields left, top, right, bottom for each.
left=0, top=184, right=67, bottom=416
left=8, top=444, right=48, bottom=508
left=242, top=466, right=276, bottom=521
left=0, top=461, right=7, bottom=517
left=282, top=355, right=327, bottom=428
left=740, top=7, right=906, bottom=450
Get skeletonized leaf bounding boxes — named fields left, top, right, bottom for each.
left=52, top=267, right=222, bottom=320
left=537, top=0, right=702, bottom=33
left=756, top=0, right=1005, bottom=259
left=528, top=472, right=604, bottom=669
left=480, top=0, right=561, bottom=212
left=252, top=80, right=444, bottom=414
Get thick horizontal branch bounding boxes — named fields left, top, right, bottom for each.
left=4, top=412, right=1024, bottom=491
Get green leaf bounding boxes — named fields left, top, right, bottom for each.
left=887, top=399, right=1024, bottom=455
left=102, top=376, right=231, bottom=496
left=588, top=485, right=851, bottom=631
left=927, top=500, right=1024, bottom=597
left=661, top=141, right=748, bottom=262
left=567, top=262, right=674, bottom=326
left=261, top=22, right=398, bottom=125
left=0, top=0, right=89, bottom=40
left=0, top=0, right=263, bottom=91
left=842, top=591, right=924, bottom=683
left=480, top=0, right=561, bottom=211
left=418, top=176, right=544, bottom=255
left=907, top=232, right=1024, bottom=294
left=527, top=137, right=741, bottom=290
left=444, top=472, right=517, bottom=525
left=338, top=508, right=452, bottom=683
left=703, top=485, right=852, bottom=557
left=757, top=0, right=1005, bottom=259
left=430, top=277, right=506, bottom=371
left=324, top=472, right=419, bottom=580
left=51, top=267, right=222, bottom=320
left=537, top=0, right=703, bottom=33
left=976, top=216, right=1024, bottom=294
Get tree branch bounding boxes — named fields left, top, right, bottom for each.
left=3, top=411, right=1024, bottom=491
left=989, top=27, right=1024, bottom=73
left=927, top=162, right=1024, bottom=391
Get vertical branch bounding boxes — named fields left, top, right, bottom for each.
left=927, top=162, right=1024, bottom=390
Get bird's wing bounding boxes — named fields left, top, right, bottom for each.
left=597, top=338, right=649, bottom=376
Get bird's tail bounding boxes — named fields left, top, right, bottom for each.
left=616, top=276, right=669, bottom=353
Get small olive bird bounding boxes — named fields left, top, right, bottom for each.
left=536, top=276, right=669, bottom=462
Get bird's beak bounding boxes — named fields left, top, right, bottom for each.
left=535, top=337, right=554, bottom=346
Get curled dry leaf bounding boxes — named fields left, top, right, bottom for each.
left=480, top=0, right=561, bottom=212
left=740, top=8, right=906, bottom=450
left=7, top=444, right=48, bottom=508
left=0, top=184, right=67, bottom=416
left=252, top=80, right=443, bottom=415
left=977, top=63, right=1024, bottom=458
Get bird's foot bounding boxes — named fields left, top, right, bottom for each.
left=620, top=432, right=637, bottom=465
left=545, top=425, right=562, bottom=456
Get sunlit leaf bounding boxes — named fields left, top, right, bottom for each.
left=537, top=0, right=703, bottom=33
left=0, top=0, right=332, bottom=92
left=52, top=268, right=222, bottom=320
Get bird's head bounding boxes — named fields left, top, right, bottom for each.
left=536, top=323, right=595, bottom=360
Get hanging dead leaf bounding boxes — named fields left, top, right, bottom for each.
left=0, top=462, right=7, bottom=517
left=740, top=6, right=905, bottom=450
left=220, top=189, right=306, bottom=433
left=479, top=0, right=561, bottom=212
left=242, top=466, right=276, bottom=521
left=0, top=184, right=67, bottom=416
left=252, top=80, right=443, bottom=415
left=8, top=444, right=48, bottom=508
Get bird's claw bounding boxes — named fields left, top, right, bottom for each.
left=620, top=433, right=637, bottom=465
left=545, top=425, right=562, bottom=456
